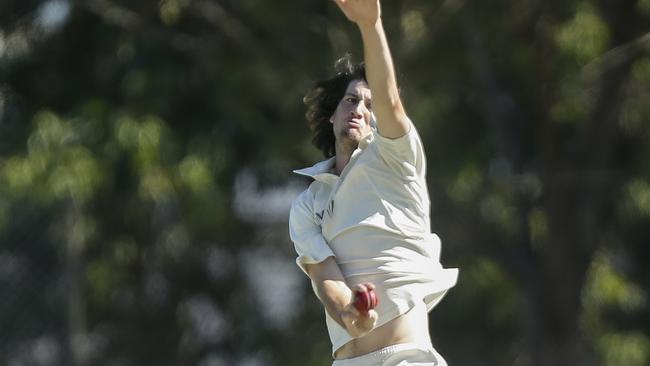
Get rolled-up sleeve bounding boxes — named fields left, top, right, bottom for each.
left=289, top=189, right=335, bottom=276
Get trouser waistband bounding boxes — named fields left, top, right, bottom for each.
left=332, top=342, right=434, bottom=366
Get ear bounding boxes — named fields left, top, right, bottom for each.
left=329, top=116, right=334, bottom=124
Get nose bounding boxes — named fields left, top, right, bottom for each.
left=350, top=101, right=366, bottom=118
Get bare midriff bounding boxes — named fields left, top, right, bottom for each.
left=333, top=303, right=431, bottom=360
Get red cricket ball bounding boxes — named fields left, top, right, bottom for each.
left=353, top=288, right=378, bottom=314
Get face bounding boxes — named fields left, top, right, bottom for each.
left=330, top=79, right=373, bottom=145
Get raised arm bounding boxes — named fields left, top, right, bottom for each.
left=334, top=0, right=410, bottom=139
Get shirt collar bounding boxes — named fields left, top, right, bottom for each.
left=292, top=157, right=337, bottom=183
left=293, top=131, right=375, bottom=183
left=358, top=130, right=374, bottom=149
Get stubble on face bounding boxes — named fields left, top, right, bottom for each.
left=332, top=80, right=372, bottom=150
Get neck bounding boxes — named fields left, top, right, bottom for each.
left=333, top=139, right=358, bottom=175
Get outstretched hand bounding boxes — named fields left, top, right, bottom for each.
left=340, top=283, right=379, bottom=338
left=333, top=0, right=381, bottom=27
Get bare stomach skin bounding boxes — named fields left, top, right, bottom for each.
left=334, top=302, right=431, bottom=360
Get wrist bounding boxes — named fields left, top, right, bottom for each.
left=340, top=308, right=361, bottom=336
left=356, top=17, right=381, bottom=31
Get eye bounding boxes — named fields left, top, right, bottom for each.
left=346, top=97, right=357, bottom=103
left=365, top=100, right=372, bottom=110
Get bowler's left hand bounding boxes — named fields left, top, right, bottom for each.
left=333, top=0, right=381, bottom=27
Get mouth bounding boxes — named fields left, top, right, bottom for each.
left=347, top=119, right=363, bottom=128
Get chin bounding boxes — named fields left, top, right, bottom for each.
left=344, top=131, right=363, bottom=142
left=337, top=128, right=369, bottom=146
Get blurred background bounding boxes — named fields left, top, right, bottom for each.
left=1, top=0, right=649, bottom=365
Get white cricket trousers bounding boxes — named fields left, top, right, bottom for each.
left=331, top=342, right=448, bottom=366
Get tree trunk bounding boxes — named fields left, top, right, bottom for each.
left=66, top=200, right=87, bottom=366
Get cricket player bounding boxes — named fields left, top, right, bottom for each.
left=289, top=1, right=458, bottom=364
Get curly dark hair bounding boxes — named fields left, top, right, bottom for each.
left=303, top=55, right=366, bottom=158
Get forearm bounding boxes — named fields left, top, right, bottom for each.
left=359, top=20, right=400, bottom=113
left=358, top=19, right=409, bottom=138
left=313, top=278, right=354, bottom=329
left=306, top=257, right=377, bottom=337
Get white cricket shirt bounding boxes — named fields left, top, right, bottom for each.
left=289, top=121, right=458, bottom=356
